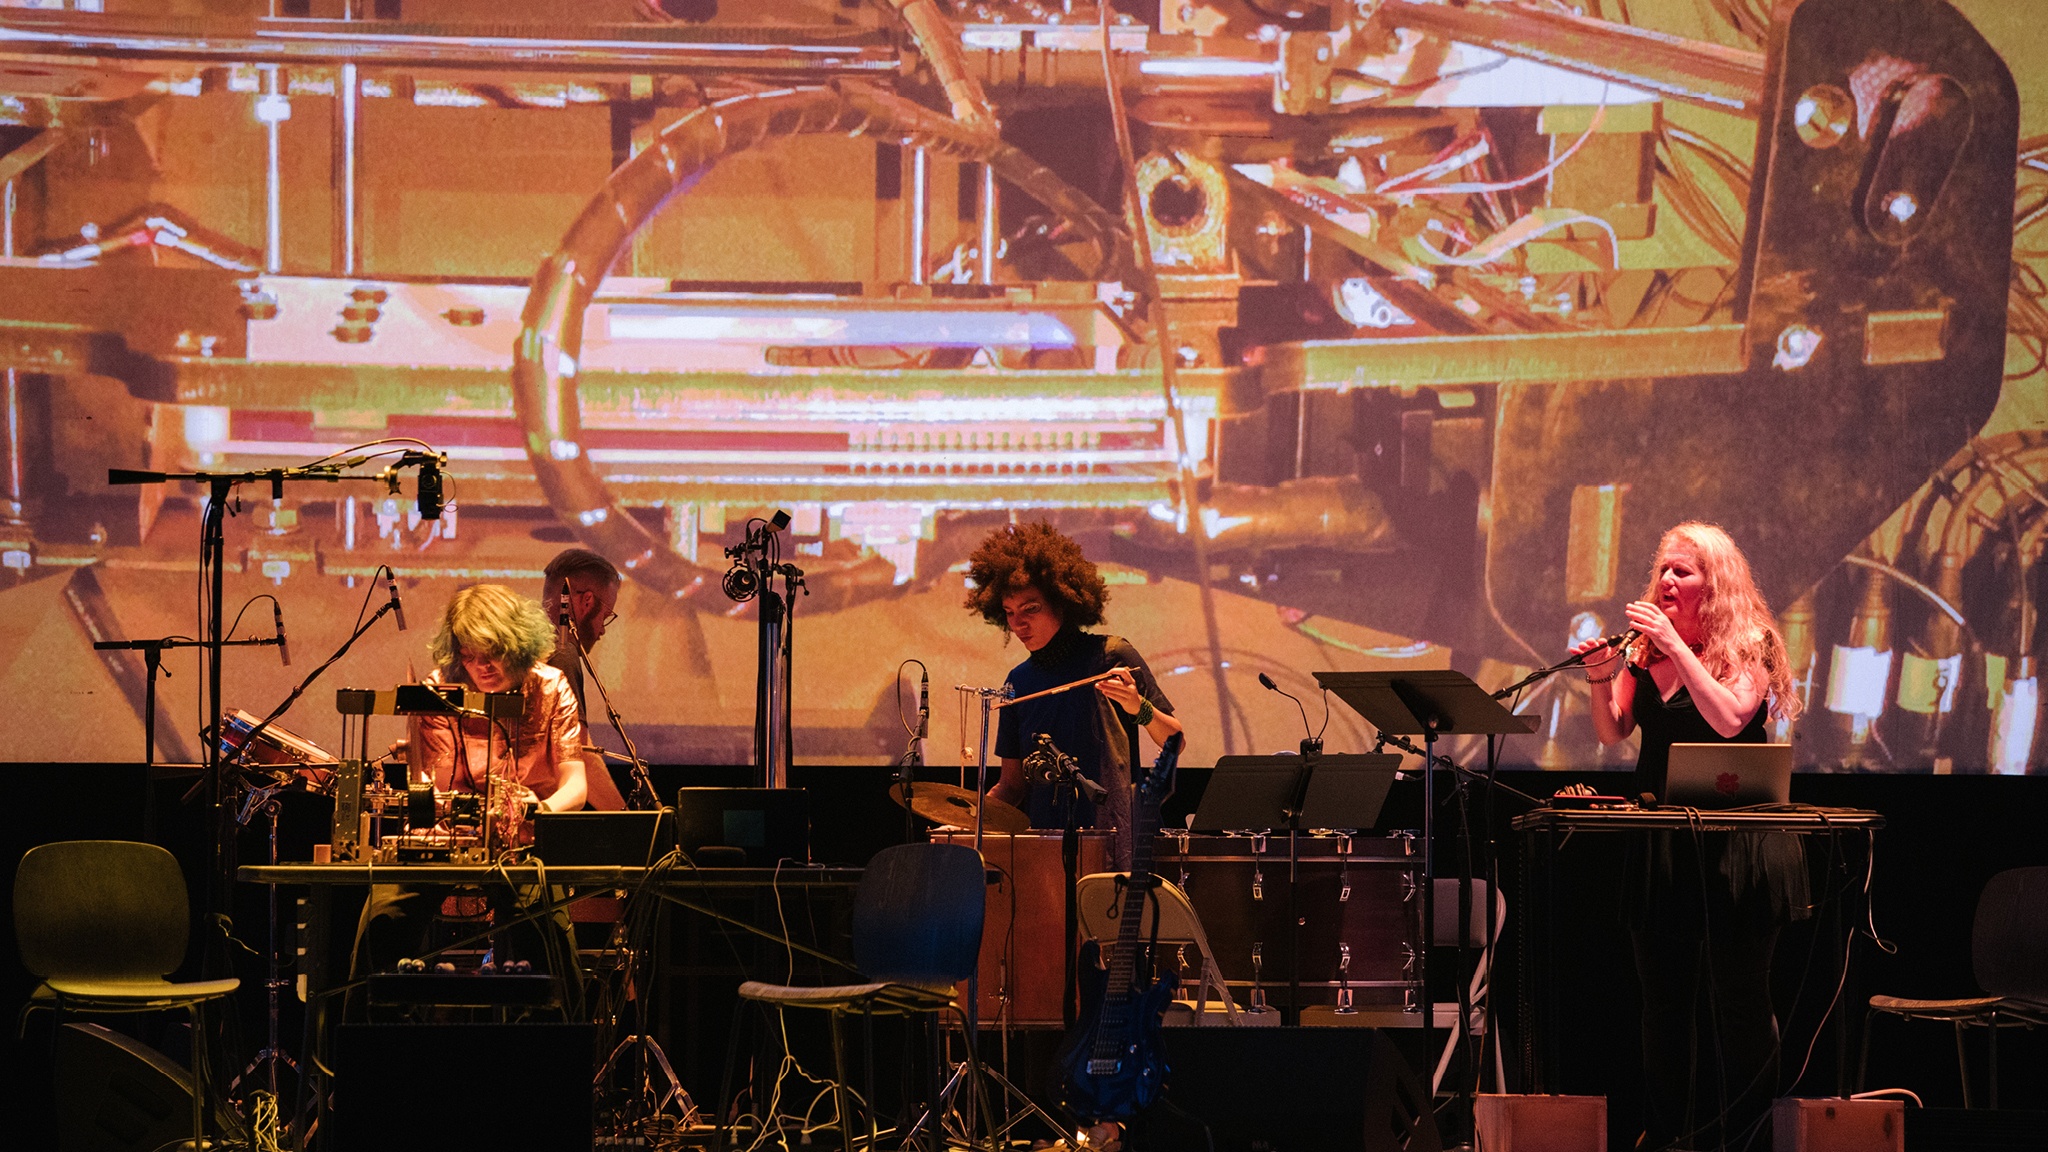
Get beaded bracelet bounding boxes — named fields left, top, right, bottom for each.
left=1586, top=670, right=1617, bottom=684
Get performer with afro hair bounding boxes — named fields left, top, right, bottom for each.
left=965, top=522, right=1181, bottom=863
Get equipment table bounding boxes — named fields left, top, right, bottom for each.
left=1510, top=806, right=1884, bottom=1094
left=238, top=861, right=867, bottom=1006
left=239, top=861, right=865, bottom=1145
left=241, top=862, right=865, bottom=887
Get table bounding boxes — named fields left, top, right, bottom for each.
left=1511, top=806, right=1884, bottom=1093
left=240, top=862, right=864, bottom=888
left=237, top=861, right=866, bottom=1146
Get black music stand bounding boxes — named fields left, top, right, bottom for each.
left=1193, top=753, right=1400, bottom=1023
left=1317, top=672, right=1533, bottom=1106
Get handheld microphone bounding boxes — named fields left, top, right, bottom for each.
left=387, top=574, right=407, bottom=632
left=273, top=601, right=291, bottom=667
left=917, top=669, right=929, bottom=740
left=1596, top=628, right=1641, bottom=649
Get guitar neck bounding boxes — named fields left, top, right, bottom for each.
left=1089, top=737, right=1178, bottom=1067
left=1102, top=797, right=1160, bottom=990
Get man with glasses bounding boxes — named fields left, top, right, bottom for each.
left=542, top=547, right=628, bottom=810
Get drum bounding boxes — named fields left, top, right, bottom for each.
left=1160, top=831, right=1421, bottom=1010
left=219, top=708, right=339, bottom=791
left=933, top=830, right=1114, bottom=1026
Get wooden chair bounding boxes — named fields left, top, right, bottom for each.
left=1862, top=865, right=2048, bottom=1108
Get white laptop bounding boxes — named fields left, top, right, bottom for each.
left=1663, top=743, right=1794, bottom=808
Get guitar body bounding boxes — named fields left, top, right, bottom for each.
left=1055, top=939, right=1179, bottom=1121
left=1053, top=733, right=1186, bottom=1125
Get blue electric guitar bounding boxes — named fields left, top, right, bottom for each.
left=1055, top=732, right=1183, bottom=1122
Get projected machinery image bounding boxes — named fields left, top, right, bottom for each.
left=0, top=0, right=2040, bottom=771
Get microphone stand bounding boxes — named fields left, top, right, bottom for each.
left=561, top=610, right=655, bottom=809
left=224, top=594, right=401, bottom=784
left=1370, top=729, right=1545, bottom=808
left=560, top=614, right=680, bottom=1141
left=1026, top=734, right=1102, bottom=1029
left=107, top=454, right=442, bottom=987
left=1281, top=734, right=1321, bottom=1023
left=93, top=634, right=275, bottom=834
left=895, top=667, right=927, bottom=845
left=221, top=588, right=405, bottom=1115
left=1491, top=636, right=1633, bottom=702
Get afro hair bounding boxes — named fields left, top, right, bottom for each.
left=963, top=521, right=1109, bottom=631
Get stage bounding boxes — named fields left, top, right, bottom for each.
left=6, top=764, right=2048, bottom=1151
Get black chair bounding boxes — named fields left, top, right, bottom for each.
left=724, top=842, right=986, bottom=1151
left=1862, top=865, right=2048, bottom=1108
left=14, top=840, right=241, bottom=1149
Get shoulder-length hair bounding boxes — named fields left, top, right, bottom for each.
left=429, top=584, right=556, bottom=681
left=963, top=521, right=1109, bottom=631
left=1638, top=521, right=1802, bottom=722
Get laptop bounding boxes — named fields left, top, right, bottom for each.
left=530, top=810, right=675, bottom=866
left=674, top=787, right=809, bottom=866
left=1662, top=743, right=1794, bottom=808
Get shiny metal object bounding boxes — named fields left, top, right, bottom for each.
left=1374, top=0, right=1766, bottom=115
left=888, top=780, right=1031, bottom=834
left=258, top=66, right=285, bottom=275
left=978, top=161, right=997, bottom=286
left=0, top=10, right=904, bottom=76
left=336, top=61, right=358, bottom=275
left=909, top=145, right=930, bottom=286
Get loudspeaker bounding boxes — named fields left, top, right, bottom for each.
left=1157, top=1027, right=1441, bottom=1152
left=333, top=1023, right=593, bottom=1151
left=1773, top=1097, right=1903, bottom=1152
left=1473, top=1094, right=1606, bottom=1152
left=53, top=1023, right=246, bottom=1152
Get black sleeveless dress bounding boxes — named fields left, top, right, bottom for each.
left=1624, top=669, right=1809, bottom=932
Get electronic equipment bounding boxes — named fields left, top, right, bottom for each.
left=1663, top=742, right=1795, bottom=808
left=673, top=787, right=808, bottom=867
left=530, top=810, right=675, bottom=867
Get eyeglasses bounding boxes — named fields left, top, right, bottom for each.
left=568, top=587, right=618, bottom=629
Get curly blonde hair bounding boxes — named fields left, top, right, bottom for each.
left=963, top=522, right=1109, bottom=631
left=1637, top=522, right=1802, bottom=722
left=430, top=584, right=556, bottom=681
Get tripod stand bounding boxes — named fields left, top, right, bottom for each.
left=228, top=781, right=299, bottom=1102
left=225, top=571, right=409, bottom=1116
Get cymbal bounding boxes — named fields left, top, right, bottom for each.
left=888, top=782, right=1031, bottom=835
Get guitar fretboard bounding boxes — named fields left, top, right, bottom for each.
left=1087, top=738, right=1175, bottom=1074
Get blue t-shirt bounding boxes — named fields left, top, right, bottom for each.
left=993, top=627, right=1174, bottom=831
